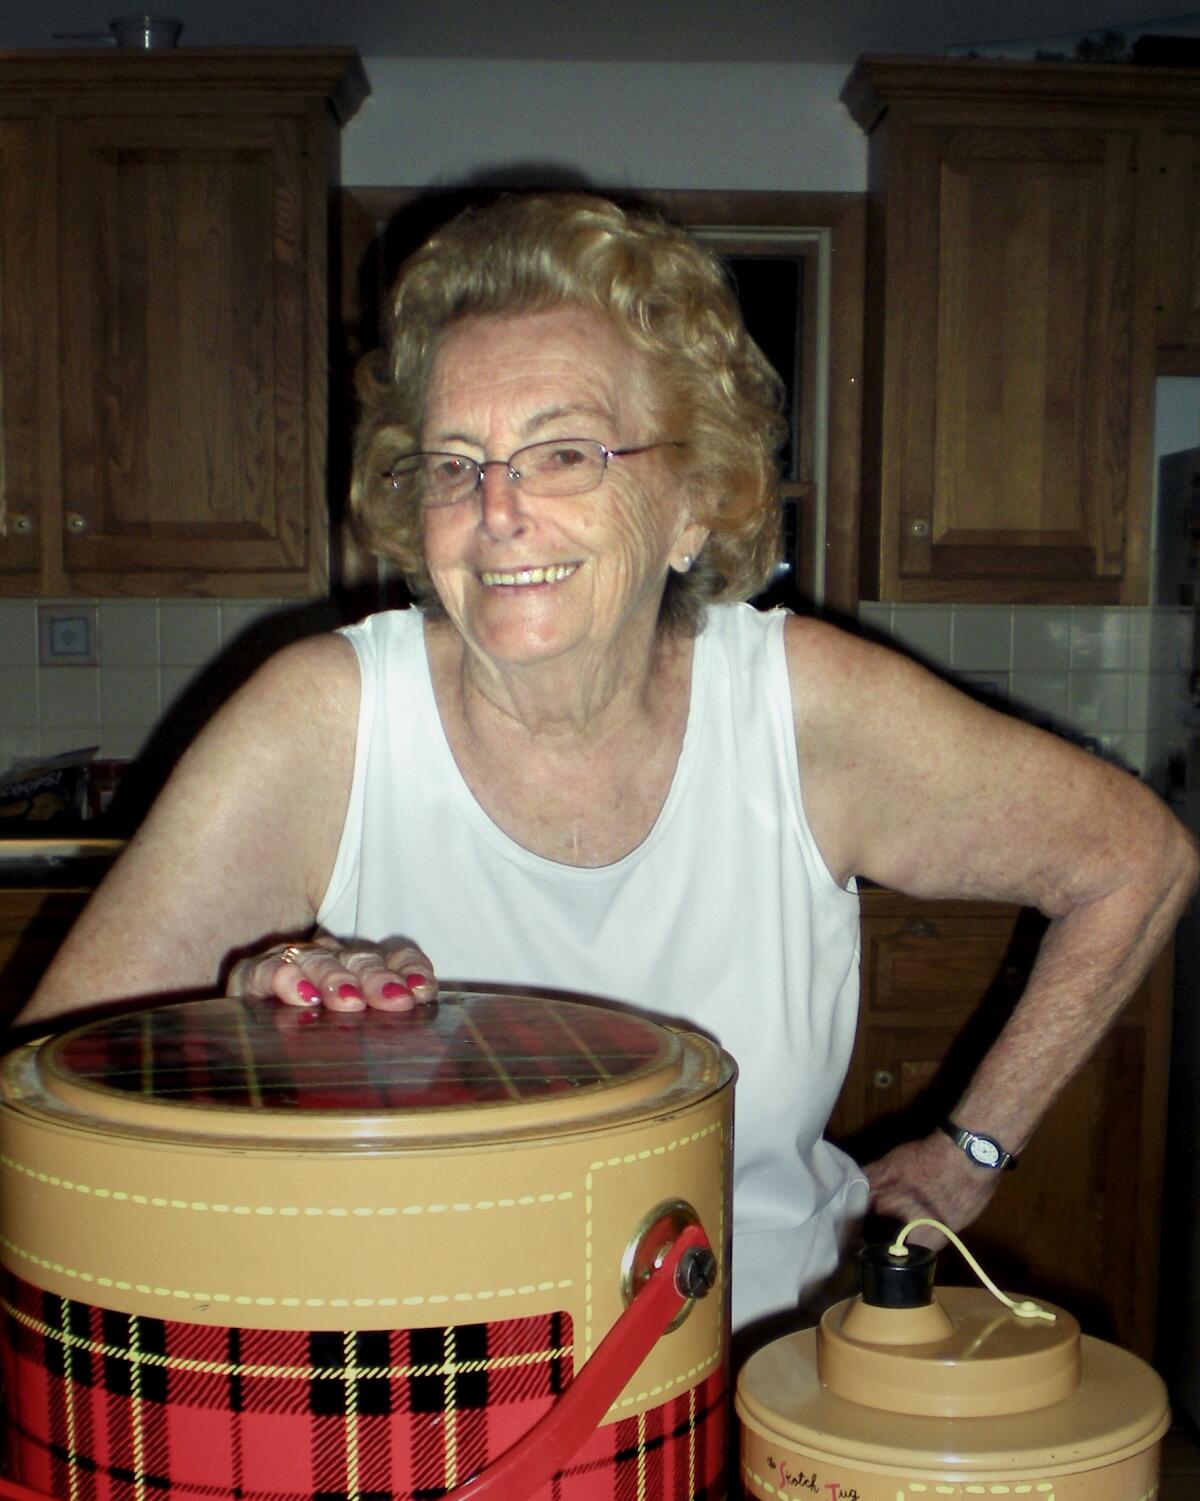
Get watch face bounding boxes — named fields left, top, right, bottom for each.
left=967, top=1134, right=1002, bottom=1168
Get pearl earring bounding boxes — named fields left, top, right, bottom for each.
left=678, top=553, right=693, bottom=572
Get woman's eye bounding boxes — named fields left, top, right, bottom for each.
left=547, top=445, right=588, bottom=467
left=430, top=456, right=473, bottom=482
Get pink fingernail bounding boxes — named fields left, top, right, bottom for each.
left=297, top=981, right=321, bottom=1004
left=338, top=983, right=365, bottom=1002
left=381, top=981, right=412, bottom=999
left=403, top=973, right=427, bottom=990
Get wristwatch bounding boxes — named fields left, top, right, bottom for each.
left=940, top=1119, right=1018, bottom=1170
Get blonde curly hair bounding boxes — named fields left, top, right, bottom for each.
left=350, top=192, right=787, bottom=632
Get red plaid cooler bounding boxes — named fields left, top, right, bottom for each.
left=0, top=993, right=733, bottom=1501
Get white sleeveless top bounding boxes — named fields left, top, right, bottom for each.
left=318, top=602, right=867, bottom=1332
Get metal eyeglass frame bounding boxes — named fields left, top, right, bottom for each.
left=382, top=438, right=687, bottom=507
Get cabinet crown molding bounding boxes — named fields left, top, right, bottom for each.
left=0, top=48, right=369, bottom=123
left=843, top=54, right=1200, bottom=132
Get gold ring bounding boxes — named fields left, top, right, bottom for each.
left=280, top=945, right=305, bottom=965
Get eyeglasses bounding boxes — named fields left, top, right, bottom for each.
left=382, top=438, right=686, bottom=508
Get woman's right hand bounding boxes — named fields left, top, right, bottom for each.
left=225, top=935, right=438, bottom=1012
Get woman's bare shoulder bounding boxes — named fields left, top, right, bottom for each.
left=780, top=612, right=903, bottom=721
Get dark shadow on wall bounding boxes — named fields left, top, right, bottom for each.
left=106, top=599, right=343, bottom=834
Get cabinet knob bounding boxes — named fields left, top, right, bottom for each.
left=65, top=512, right=88, bottom=533
left=8, top=512, right=34, bottom=535
left=873, top=1069, right=895, bottom=1090
left=900, top=917, right=938, bottom=938
left=909, top=517, right=930, bottom=538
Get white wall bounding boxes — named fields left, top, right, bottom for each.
left=343, top=59, right=865, bottom=191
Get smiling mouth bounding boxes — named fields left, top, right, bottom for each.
left=479, top=564, right=580, bottom=587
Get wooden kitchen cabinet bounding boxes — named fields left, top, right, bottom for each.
left=843, top=57, right=1200, bottom=604
left=0, top=113, right=42, bottom=589
left=0, top=889, right=89, bottom=1026
left=831, top=889, right=1172, bottom=1360
left=1157, top=125, right=1200, bottom=371
left=0, top=51, right=367, bottom=597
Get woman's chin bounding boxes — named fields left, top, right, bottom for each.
left=462, top=596, right=587, bottom=667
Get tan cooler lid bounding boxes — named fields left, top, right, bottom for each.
left=737, top=1287, right=1170, bottom=1476
left=9, top=992, right=729, bottom=1146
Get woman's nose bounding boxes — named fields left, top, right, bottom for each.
left=476, top=462, right=527, bottom=537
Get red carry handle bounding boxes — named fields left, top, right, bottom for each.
left=0, top=1222, right=717, bottom=1501
left=447, top=1219, right=716, bottom=1501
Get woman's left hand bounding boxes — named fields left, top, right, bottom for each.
left=862, top=1131, right=1004, bottom=1246
left=225, top=935, right=437, bottom=1013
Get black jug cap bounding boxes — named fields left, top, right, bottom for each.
left=858, top=1241, right=938, bottom=1308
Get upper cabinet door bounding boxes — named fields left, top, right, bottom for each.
left=0, top=115, right=44, bottom=588
left=0, top=50, right=367, bottom=599
left=843, top=58, right=1194, bottom=605
left=883, top=116, right=1152, bottom=602
left=1157, top=126, right=1200, bottom=370
left=56, top=112, right=316, bottom=593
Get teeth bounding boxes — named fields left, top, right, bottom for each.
left=480, top=564, right=578, bottom=587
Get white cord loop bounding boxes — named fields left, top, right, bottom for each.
left=887, top=1217, right=1057, bottom=1323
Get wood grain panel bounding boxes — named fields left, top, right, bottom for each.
left=846, top=56, right=1172, bottom=604
left=0, top=889, right=89, bottom=1024
left=1157, top=127, right=1200, bottom=368
left=58, top=114, right=309, bottom=579
left=0, top=115, right=42, bottom=586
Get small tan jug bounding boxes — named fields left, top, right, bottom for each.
left=738, top=1236, right=1168, bottom=1501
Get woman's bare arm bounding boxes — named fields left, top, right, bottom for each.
left=786, top=615, right=1199, bottom=1233
left=18, top=634, right=361, bottom=1029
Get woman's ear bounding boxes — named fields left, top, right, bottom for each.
left=670, top=521, right=710, bottom=574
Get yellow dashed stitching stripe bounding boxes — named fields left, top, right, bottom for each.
left=741, top=1472, right=1067, bottom=1500
left=4, top=1295, right=574, bottom=1378
left=0, top=1234, right=571, bottom=1309
left=587, top=1119, right=723, bottom=1172
left=584, top=1118, right=726, bottom=1409
left=0, top=1155, right=572, bottom=1217
left=608, top=1348, right=720, bottom=1413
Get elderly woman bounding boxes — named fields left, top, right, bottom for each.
left=22, top=193, right=1197, bottom=1338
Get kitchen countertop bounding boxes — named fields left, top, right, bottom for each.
left=0, top=838, right=123, bottom=888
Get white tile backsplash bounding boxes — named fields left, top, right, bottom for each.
left=99, top=666, right=161, bottom=726
left=1, top=594, right=1195, bottom=802
left=0, top=666, right=39, bottom=723
left=0, top=597, right=292, bottom=778
left=160, top=601, right=221, bottom=667
left=1068, top=670, right=1128, bottom=731
left=98, top=602, right=160, bottom=666
left=0, top=601, right=37, bottom=666
left=1070, top=608, right=1130, bottom=671
left=874, top=602, right=1198, bottom=785
left=1012, top=607, right=1071, bottom=672
left=886, top=605, right=953, bottom=667
left=38, top=666, right=100, bottom=732
left=950, top=605, right=1012, bottom=670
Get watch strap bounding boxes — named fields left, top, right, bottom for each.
left=940, top=1118, right=1018, bottom=1170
